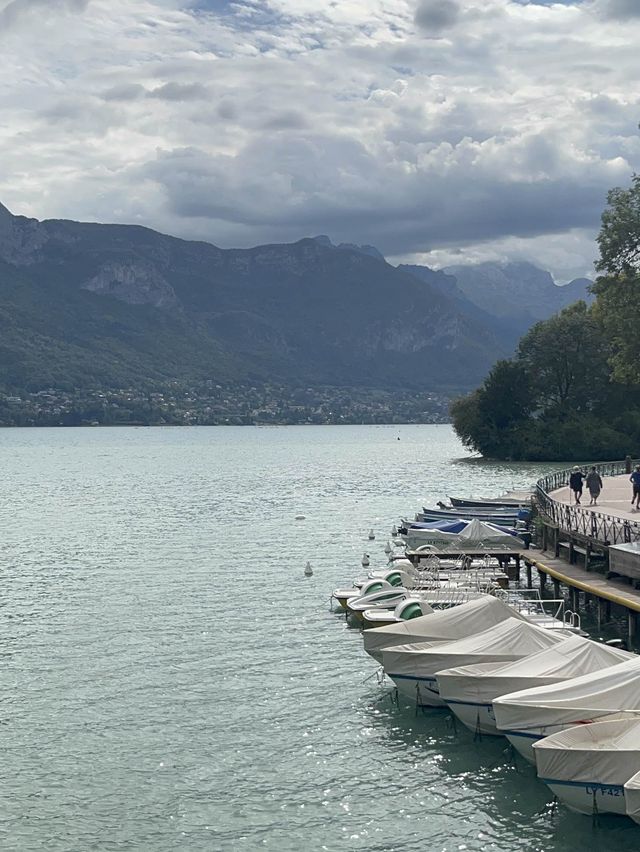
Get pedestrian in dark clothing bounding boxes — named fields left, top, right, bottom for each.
left=569, top=466, right=585, bottom=505
left=586, top=467, right=603, bottom=506
left=630, top=465, right=640, bottom=510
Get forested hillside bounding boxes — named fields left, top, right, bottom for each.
left=0, top=203, right=507, bottom=394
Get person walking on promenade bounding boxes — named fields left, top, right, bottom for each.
left=586, top=467, right=603, bottom=506
left=631, top=465, right=640, bottom=510
left=569, top=466, right=585, bottom=505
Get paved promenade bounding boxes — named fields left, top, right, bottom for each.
left=550, top=472, right=640, bottom=522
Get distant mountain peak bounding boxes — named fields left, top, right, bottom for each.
left=311, top=234, right=385, bottom=262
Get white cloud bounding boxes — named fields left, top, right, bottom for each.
left=0, top=0, right=638, bottom=279
left=0, top=0, right=89, bottom=29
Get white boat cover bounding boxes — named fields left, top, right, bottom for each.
left=624, top=769, right=640, bottom=823
left=382, top=617, right=567, bottom=683
left=362, top=595, right=523, bottom=661
left=436, top=635, right=633, bottom=707
left=534, top=716, right=640, bottom=790
left=493, top=656, right=640, bottom=734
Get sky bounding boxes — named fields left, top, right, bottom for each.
left=0, top=0, right=639, bottom=281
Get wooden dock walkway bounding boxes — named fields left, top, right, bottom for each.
left=525, top=551, right=640, bottom=614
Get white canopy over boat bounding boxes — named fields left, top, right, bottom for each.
left=405, top=518, right=526, bottom=552
left=362, top=594, right=522, bottom=662
left=533, top=716, right=640, bottom=815
left=382, top=617, right=568, bottom=706
left=436, top=635, right=633, bottom=736
left=493, top=656, right=640, bottom=763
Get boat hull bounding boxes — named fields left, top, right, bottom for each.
left=387, top=674, right=446, bottom=707
left=446, top=701, right=501, bottom=736
left=504, top=731, right=542, bottom=763
left=541, top=780, right=626, bottom=815
left=449, top=497, right=529, bottom=508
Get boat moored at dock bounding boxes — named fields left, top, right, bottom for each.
left=436, top=635, right=633, bottom=736
left=381, top=617, right=568, bottom=707
left=362, top=594, right=521, bottom=662
left=493, top=656, right=640, bottom=763
left=533, top=716, right=640, bottom=815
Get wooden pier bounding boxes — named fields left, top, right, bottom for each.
left=532, top=466, right=640, bottom=646
left=524, top=551, right=640, bottom=643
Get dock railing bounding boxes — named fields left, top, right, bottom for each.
left=536, top=459, right=640, bottom=545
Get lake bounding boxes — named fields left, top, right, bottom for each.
left=1, top=424, right=638, bottom=851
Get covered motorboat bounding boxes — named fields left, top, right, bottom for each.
left=416, top=507, right=527, bottom=524
left=534, top=716, right=640, bottom=815
left=381, top=617, right=567, bottom=707
left=449, top=492, right=532, bottom=508
left=624, top=770, right=640, bottom=823
left=492, top=656, right=640, bottom=763
left=436, top=635, right=633, bottom=736
left=362, top=594, right=522, bottom=662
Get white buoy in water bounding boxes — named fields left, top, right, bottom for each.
left=368, top=529, right=375, bottom=540
left=295, top=515, right=306, bottom=521
left=391, top=525, right=398, bottom=536
left=361, top=553, right=370, bottom=567
left=384, top=540, right=392, bottom=555
left=304, top=561, right=313, bottom=576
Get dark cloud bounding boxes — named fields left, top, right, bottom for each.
left=261, top=110, right=308, bottom=130
left=148, top=82, right=210, bottom=101
left=597, top=0, right=640, bottom=19
left=100, top=83, right=146, bottom=102
left=217, top=100, right=237, bottom=120
left=414, top=0, right=460, bottom=34
left=138, top=139, right=613, bottom=258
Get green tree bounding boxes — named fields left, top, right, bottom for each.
left=517, top=301, right=609, bottom=412
left=451, top=360, right=531, bottom=457
left=592, top=173, right=640, bottom=384
left=591, top=274, right=640, bottom=384
left=597, top=174, right=640, bottom=277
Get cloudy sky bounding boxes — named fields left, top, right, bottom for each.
left=1, top=0, right=639, bottom=280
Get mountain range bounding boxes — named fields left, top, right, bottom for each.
left=0, top=202, right=592, bottom=394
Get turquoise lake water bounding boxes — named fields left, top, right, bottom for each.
left=1, top=424, right=639, bottom=851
